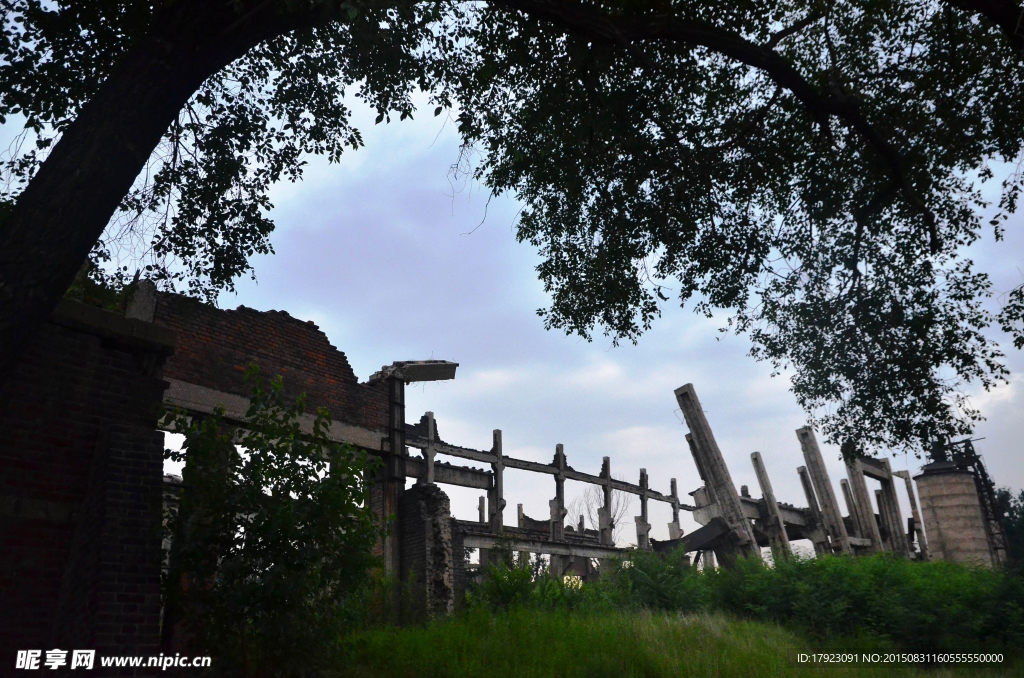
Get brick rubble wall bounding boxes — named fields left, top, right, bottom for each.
left=152, top=293, right=388, bottom=432
left=397, top=484, right=455, bottom=621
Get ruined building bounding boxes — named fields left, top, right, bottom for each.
left=1, top=284, right=1008, bottom=670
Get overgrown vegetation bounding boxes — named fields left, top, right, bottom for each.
left=336, top=608, right=1016, bottom=678
left=161, top=365, right=382, bottom=677
left=464, top=551, right=1024, bottom=656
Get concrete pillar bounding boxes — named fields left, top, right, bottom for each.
left=516, top=504, right=529, bottom=565
left=675, top=384, right=759, bottom=560
left=488, top=429, right=505, bottom=534
left=375, top=375, right=408, bottom=578
left=751, top=452, right=792, bottom=559
left=398, top=484, right=456, bottom=620
left=478, top=495, right=490, bottom=568
left=914, top=462, right=994, bottom=567
left=879, top=460, right=909, bottom=558
left=598, top=457, right=614, bottom=546
left=635, top=468, right=651, bottom=550
left=840, top=479, right=864, bottom=539
left=686, top=433, right=717, bottom=504
left=874, top=490, right=893, bottom=551
left=894, top=470, right=928, bottom=559
left=668, top=478, right=683, bottom=540
left=797, top=427, right=852, bottom=554
left=417, top=411, right=436, bottom=485
left=797, top=465, right=830, bottom=556
left=550, top=444, right=567, bottom=541
left=845, top=458, right=884, bottom=551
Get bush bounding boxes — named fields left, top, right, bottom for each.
left=162, top=365, right=382, bottom=676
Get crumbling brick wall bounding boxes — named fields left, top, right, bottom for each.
left=398, top=484, right=456, bottom=620
left=152, top=293, right=388, bottom=432
left=0, top=301, right=173, bottom=674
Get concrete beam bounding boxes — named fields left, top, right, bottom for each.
left=463, top=533, right=625, bottom=560
left=163, top=378, right=385, bottom=451
left=675, top=384, right=759, bottom=559
left=405, top=457, right=492, bottom=490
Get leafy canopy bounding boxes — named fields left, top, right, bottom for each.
left=4, top=0, right=1024, bottom=453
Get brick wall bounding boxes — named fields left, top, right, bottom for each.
left=152, top=293, right=388, bottom=432
left=397, top=484, right=456, bottom=621
left=0, top=301, right=173, bottom=675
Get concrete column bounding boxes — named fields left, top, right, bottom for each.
left=797, top=465, right=830, bottom=556
left=478, top=495, right=490, bottom=568
left=598, top=457, right=614, bottom=546
left=378, top=375, right=408, bottom=577
left=488, top=429, right=505, bottom=534
left=635, top=468, right=651, bottom=550
left=874, top=490, right=892, bottom=551
left=894, top=470, right=928, bottom=559
left=845, top=458, right=884, bottom=551
left=797, top=427, right=851, bottom=554
left=686, top=433, right=717, bottom=504
left=840, top=479, right=864, bottom=539
left=417, top=411, right=436, bottom=485
left=550, top=444, right=567, bottom=541
left=879, top=460, right=910, bottom=558
left=516, top=504, right=529, bottom=565
left=751, top=452, right=792, bottom=559
left=675, top=384, right=759, bottom=560
left=668, top=478, right=683, bottom=540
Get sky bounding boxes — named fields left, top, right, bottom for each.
left=182, top=92, right=1024, bottom=551
left=4, top=89, right=1021, bottom=553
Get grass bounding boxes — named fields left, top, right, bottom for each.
left=334, top=608, right=1020, bottom=678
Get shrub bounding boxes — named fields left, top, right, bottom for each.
left=162, top=365, right=382, bottom=677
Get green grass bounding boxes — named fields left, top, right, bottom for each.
left=334, top=608, right=1020, bottom=678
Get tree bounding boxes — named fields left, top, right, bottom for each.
left=2, top=0, right=1024, bottom=454
left=995, top=487, right=1024, bottom=566
left=449, top=0, right=1024, bottom=453
left=161, top=366, right=381, bottom=676
left=567, top=481, right=634, bottom=545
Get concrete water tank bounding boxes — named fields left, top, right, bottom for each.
left=914, top=462, right=994, bottom=568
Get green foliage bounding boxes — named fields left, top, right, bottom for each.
left=1, top=0, right=453, bottom=299
left=162, top=364, right=382, bottom=677
left=996, top=487, right=1024, bottom=566
left=604, top=548, right=710, bottom=613
left=707, top=554, right=1024, bottom=653
left=465, top=551, right=1024, bottom=655
left=449, top=1, right=1024, bottom=453
left=336, top=607, right=1015, bottom=678
left=5, top=1, right=1024, bottom=451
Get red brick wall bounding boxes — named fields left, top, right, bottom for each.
left=0, top=303, right=171, bottom=675
left=153, top=293, right=388, bottom=433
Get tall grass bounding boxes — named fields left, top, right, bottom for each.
left=469, top=551, right=1024, bottom=655
left=335, top=608, right=1017, bottom=678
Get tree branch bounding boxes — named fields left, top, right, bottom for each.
left=492, top=0, right=942, bottom=253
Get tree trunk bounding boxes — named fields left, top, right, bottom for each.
left=0, top=1, right=318, bottom=377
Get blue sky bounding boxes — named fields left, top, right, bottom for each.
left=205, top=94, right=1024, bottom=549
